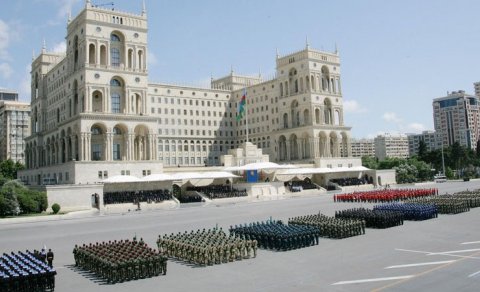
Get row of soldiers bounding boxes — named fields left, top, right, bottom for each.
left=373, top=203, right=438, bottom=221
left=157, top=228, right=256, bottom=266
left=103, top=189, right=172, bottom=205
left=450, top=190, right=480, bottom=208
left=1, top=250, right=56, bottom=292
left=334, top=188, right=438, bottom=203
left=73, top=239, right=167, bottom=283
left=288, top=213, right=365, bottom=239
left=405, top=197, right=470, bottom=214
left=335, top=208, right=404, bottom=229
left=230, top=221, right=320, bottom=251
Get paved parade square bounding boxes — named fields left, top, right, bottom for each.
left=1, top=180, right=480, bottom=292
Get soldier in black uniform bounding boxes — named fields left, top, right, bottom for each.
left=47, top=249, right=54, bottom=267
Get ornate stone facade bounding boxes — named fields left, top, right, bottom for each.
left=20, top=1, right=352, bottom=185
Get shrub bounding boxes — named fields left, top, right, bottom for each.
left=51, top=203, right=61, bottom=214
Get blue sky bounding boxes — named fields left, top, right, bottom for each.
left=1, top=0, right=480, bottom=138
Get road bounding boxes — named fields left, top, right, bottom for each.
left=1, top=180, right=479, bottom=291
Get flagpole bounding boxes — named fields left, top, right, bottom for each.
left=245, top=88, right=249, bottom=143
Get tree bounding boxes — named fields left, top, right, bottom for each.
left=0, top=182, right=20, bottom=217
left=361, top=156, right=378, bottom=169
left=418, top=140, right=428, bottom=161
left=0, top=160, right=24, bottom=180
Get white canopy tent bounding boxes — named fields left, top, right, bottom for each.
left=224, top=162, right=298, bottom=172
left=276, top=166, right=370, bottom=176
left=102, top=175, right=141, bottom=183
left=141, top=173, right=175, bottom=182
left=169, top=171, right=240, bottom=180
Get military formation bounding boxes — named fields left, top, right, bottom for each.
left=335, top=208, right=404, bottom=229
left=334, top=188, right=438, bottom=203
left=73, top=239, right=167, bottom=283
left=0, top=250, right=56, bottom=292
left=373, top=203, right=438, bottom=220
left=103, top=189, right=173, bottom=205
left=157, top=228, right=256, bottom=266
left=5, top=187, right=480, bottom=289
left=230, top=221, right=320, bottom=250
left=288, top=213, right=365, bottom=239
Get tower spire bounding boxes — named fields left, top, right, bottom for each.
left=42, top=39, right=46, bottom=53
left=276, top=48, right=279, bottom=59
left=67, top=9, right=72, bottom=23
left=86, top=0, right=91, bottom=8
left=32, top=49, right=35, bottom=61
left=142, top=0, right=147, bottom=16
left=335, top=42, right=339, bottom=54
left=305, top=36, right=310, bottom=49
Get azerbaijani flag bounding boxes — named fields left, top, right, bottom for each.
left=236, top=88, right=246, bottom=121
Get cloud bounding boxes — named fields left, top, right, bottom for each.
left=148, top=51, right=158, bottom=66
left=56, top=0, right=80, bottom=19
left=52, top=41, right=66, bottom=53
left=382, top=112, right=402, bottom=123
left=0, top=19, right=11, bottom=60
left=405, top=122, right=426, bottom=133
left=343, top=100, right=367, bottom=113
left=0, top=63, right=13, bottom=79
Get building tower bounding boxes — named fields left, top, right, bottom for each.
left=23, top=1, right=160, bottom=185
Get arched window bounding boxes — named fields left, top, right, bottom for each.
left=110, top=33, right=122, bottom=67
left=113, top=127, right=122, bottom=135
left=100, top=45, right=107, bottom=66
left=110, top=78, right=123, bottom=114
left=88, top=44, right=96, bottom=64
left=110, top=79, right=121, bottom=87
left=111, top=34, right=121, bottom=42
left=283, top=113, right=288, bottom=128
left=91, top=126, right=102, bottom=135
left=138, top=50, right=143, bottom=69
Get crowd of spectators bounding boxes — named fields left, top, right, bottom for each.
left=187, top=185, right=247, bottom=199
left=285, top=180, right=319, bottom=192
left=177, top=194, right=204, bottom=204
left=330, top=177, right=368, bottom=187
left=103, top=189, right=172, bottom=205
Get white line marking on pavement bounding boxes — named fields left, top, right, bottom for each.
left=395, top=248, right=480, bottom=260
left=385, top=260, right=456, bottom=269
left=428, top=248, right=480, bottom=255
left=395, top=248, right=431, bottom=254
left=331, top=275, right=414, bottom=285
left=461, top=241, right=480, bottom=245
left=469, top=271, right=480, bottom=278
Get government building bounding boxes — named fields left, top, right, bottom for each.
left=19, top=1, right=354, bottom=186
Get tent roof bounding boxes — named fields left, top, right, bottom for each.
left=224, top=162, right=297, bottom=171
left=102, top=175, right=141, bottom=183
left=170, top=171, right=239, bottom=180
left=277, top=166, right=370, bottom=175
left=141, top=173, right=175, bottom=182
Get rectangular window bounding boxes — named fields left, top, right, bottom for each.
left=92, top=144, right=102, bottom=161
left=111, top=94, right=120, bottom=113
left=98, top=171, right=103, bottom=179
left=103, top=171, right=108, bottom=178
left=113, top=143, right=121, bottom=160
left=190, top=157, right=195, bottom=164
left=111, top=48, right=120, bottom=67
